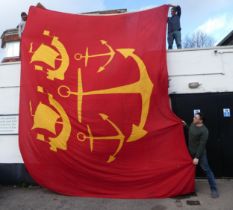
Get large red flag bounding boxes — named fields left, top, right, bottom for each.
left=19, top=5, right=195, bottom=198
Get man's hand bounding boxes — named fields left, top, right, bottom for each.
left=167, top=4, right=176, bottom=7
left=182, top=120, right=187, bottom=126
left=193, top=158, right=199, bottom=165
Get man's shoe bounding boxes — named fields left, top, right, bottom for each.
left=211, top=190, right=219, bottom=198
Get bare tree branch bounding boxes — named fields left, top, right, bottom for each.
left=183, top=31, right=215, bottom=48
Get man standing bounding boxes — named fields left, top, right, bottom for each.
left=167, top=5, right=182, bottom=49
left=188, top=113, right=219, bottom=198
left=18, top=12, right=28, bottom=38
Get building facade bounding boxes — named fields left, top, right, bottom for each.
left=1, top=10, right=233, bottom=184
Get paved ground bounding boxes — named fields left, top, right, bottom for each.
left=0, top=179, right=232, bottom=210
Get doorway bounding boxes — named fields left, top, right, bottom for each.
left=170, top=92, right=233, bottom=177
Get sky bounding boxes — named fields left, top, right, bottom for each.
left=0, top=0, right=233, bottom=59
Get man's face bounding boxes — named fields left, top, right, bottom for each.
left=22, top=14, right=27, bottom=21
left=193, top=114, right=202, bottom=124
left=171, top=9, right=176, bottom=16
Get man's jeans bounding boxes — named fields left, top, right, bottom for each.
left=168, top=31, right=182, bottom=49
left=199, top=154, right=218, bottom=192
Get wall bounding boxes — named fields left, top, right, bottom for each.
left=0, top=62, right=22, bottom=163
left=167, top=46, right=233, bottom=94
left=0, top=46, right=233, bottom=164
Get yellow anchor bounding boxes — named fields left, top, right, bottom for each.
left=77, top=113, right=125, bottom=163
left=74, top=40, right=115, bottom=72
left=29, top=30, right=70, bottom=80
left=58, top=49, right=154, bottom=143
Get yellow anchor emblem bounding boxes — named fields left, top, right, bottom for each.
left=74, top=40, right=115, bottom=72
left=29, top=33, right=154, bottom=162
left=77, top=113, right=125, bottom=163
left=58, top=48, right=153, bottom=143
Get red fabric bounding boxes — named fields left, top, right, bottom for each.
left=19, top=5, right=195, bottom=198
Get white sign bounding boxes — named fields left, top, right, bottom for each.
left=0, top=115, right=18, bottom=134
left=193, top=109, right=201, bottom=116
left=223, top=108, right=231, bottom=118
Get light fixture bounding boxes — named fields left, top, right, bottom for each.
left=188, top=82, right=200, bottom=89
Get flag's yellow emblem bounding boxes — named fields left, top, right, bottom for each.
left=29, top=30, right=154, bottom=162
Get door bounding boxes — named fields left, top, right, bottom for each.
left=217, top=93, right=233, bottom=176
left=170, top=92, right=233, bottom=177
